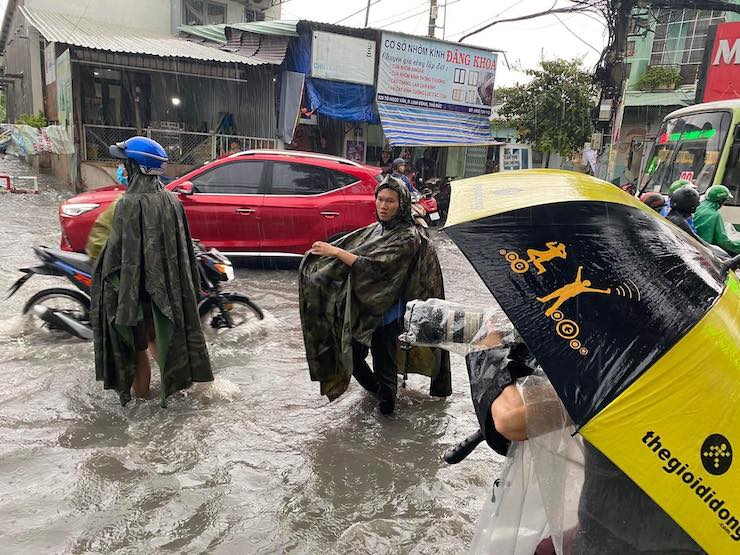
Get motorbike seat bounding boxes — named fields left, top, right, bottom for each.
left=42, top=248, right=93, bottom=275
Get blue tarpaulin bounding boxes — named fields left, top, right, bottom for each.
left=305, top=78, right=378, bottom=123
left=284, top=26, right=378, bottom=124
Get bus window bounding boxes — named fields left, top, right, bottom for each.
left=721, top=125, right=740, bottom=206
left=643, top=111, right=733, bottom=193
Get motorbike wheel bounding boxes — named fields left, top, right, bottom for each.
left=198, top=293, right=264, bottom=338
left=22, top=288, right=91, bottom=335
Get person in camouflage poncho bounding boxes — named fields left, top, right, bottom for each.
left=91, top=137, right=213, bottom=406
left=299, top=175, right=451, bottom=414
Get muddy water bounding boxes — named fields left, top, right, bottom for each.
left=0, top=157, right=506, bottom=554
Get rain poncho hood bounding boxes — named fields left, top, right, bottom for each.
left=298, top=176, right=451, bottom=400
left=694, top=199, right=740, bottom=255
left=91, top=172, right=213, bottom=406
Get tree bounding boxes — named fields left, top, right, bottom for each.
left=493, top=59, right=596, bottom=165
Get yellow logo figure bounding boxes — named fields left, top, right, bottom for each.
left=500, top=241, right=567, bottom=274
left=537, top=266, right=612, bottom=317
left=526, top=242, right=567, bottom=274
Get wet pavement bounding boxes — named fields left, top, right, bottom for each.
left=0, top=156, right=506, bottom=554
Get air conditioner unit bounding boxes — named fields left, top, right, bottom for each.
left=245, top=0, right=272, bottom=10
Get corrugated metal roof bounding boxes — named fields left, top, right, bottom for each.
left=21, top=7, right=262, bottom=65
left=229, top=21, right=299, bottom=37
left=179, top=24, right=228, bottom=44
left=224, top=27, right=289, bottom=65
left=179, top=21, right=299, bottom=44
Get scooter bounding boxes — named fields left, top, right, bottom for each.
left=414, top=179, right=441, bottom=226
left=426, top=176, right=455, bottom=225
left=7, top=242, right=263, bottom=340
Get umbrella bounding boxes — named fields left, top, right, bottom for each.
left=444, top=169, right=739, bottom=553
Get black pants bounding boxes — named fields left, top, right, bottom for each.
left=352, top=320, right=400, bottom=415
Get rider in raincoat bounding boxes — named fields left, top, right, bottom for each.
left=91, top=137, right=213, bottom=406
left=694, top=185, right=740, bottom=255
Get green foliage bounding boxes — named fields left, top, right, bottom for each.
left=16, top=111, right=48, bottom=128
left=0, top=94, right=6, bottom=123
left=492, top=59, right=596, bottom=158
left=636, top=66, right=682, bottom=91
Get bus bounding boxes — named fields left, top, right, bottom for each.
left=639, top=99, right=740, bottom=229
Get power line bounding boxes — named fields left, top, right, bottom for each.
left=554, top=13, right=602, bottom=54
left=333, top=0, right=385, bottom=25
left=375, top=0, right=465, bottom=30
left=370, top=0, right=429, bottom=27
left=374, top=7, right=432, bottom=29
left=447, top=0, right=527, bottom=40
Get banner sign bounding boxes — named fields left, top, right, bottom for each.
left=311, top=31, right=375, bottom=85
left=703, top=22, right=740, bottom=103
left=56, top=49, right=74, bottom=129
left=377, top=32, right=497, bottom=115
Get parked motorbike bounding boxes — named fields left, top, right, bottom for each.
left=7, top=242, right=263, bottom=340
left=414, top=179, right=441, bottom=226
left=426, top=176, right=455, bottom=225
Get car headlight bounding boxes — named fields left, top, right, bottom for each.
left=61, top=203, right=100, bottom=217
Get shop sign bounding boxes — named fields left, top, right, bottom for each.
left=311, top=31, right=375, bottom=85
left=503, top=149, right=520, bottom=171
left=703, top=22, right=740, bottom=102
left=377, top=32, right=497, bottom=115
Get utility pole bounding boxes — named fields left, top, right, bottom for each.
left=364, top=0, right=372, bottom=27
left=428, top=0, right=438, bottom=37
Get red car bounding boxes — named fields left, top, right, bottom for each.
left=60, top=150, right=382, bottom=257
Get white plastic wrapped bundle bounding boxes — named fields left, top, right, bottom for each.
left=399, top=298, right=511, bottom=356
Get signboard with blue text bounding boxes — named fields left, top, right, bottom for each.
left=376, top=33, right=498, bottom=145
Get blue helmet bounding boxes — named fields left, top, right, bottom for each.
left=109, top=136, right=168, bottom=175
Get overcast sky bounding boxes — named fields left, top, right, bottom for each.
left=281, top=0, right=609, bottom=87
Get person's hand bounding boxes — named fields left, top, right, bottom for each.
left=310, top=241, right=338, bottom=258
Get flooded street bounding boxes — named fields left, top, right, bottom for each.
left=0, top=157, right=506, bottom=554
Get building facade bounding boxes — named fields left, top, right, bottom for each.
left=609, top=3, right=740, bottom=184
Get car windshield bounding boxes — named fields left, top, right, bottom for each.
left=642, top=110, right=732, bottom=194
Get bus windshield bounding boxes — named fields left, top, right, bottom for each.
left=642, top=110, right=732, bottom=193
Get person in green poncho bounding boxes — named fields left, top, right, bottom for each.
left=299, top=175, right=451, bottom=414
left=90, top=137, right=213, bottom=406
left=694, top=185, right=740, bottom=256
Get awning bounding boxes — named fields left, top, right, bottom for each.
left=21, top=7, right=263, bottom=65
left=624, top=88, right=695, bottom=107
left=377, top=103, right=498, bottom=146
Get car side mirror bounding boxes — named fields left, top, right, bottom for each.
left=174, top=181, right=194, bottom=196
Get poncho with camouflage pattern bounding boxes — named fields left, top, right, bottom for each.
left=91, top=173, right=213, bottom=406
left=299, top=176, right=451, bottom=401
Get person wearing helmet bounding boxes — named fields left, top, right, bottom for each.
left=639, top=191, right=666, bottom=212
left=392, top=157, right=418, bottom=194
left=91, top=136, right=213, bottom=406
left=694, top=185, right=740, bottom=256
left=666, top=186, right=701, bottom=238
left=660, top=179, right=697, bottom=231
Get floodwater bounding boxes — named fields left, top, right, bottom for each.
left=0, top=157, right=506, bottom=554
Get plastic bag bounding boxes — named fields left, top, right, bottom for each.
left=399, top=298, right=513, bottom=356
left=469, top=441, right=550, bottom=555
left=470, top=373, right=583, bottom=555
